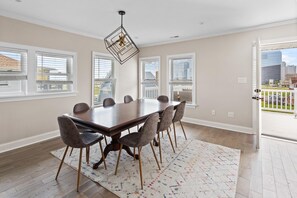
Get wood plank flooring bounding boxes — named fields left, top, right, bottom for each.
left=1, top=123, right=297, bottom=197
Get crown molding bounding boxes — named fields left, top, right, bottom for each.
left=139, top=18, right=297, bottom=48
left=0, top=9, right=105, bottom=41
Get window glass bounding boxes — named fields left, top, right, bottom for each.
left=0, top=48, right=27, bottom=97
left=0, top=51, right=22, bottom=72
left=169, top=54, right=195, bottom=105
left=171, top=58, right=192, bottom=81
left=36, top=52, right=73, bottom=92
left=93, top=54, right=115, bottom=106
left=140, top=58, right=159, bottom=99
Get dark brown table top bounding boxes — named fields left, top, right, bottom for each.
left=65, top=99, right=179, bottom=136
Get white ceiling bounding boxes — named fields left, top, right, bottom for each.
left=0, top=0, right=297, bottom=46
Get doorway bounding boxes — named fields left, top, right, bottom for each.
left=257, top=40, right=297, bottom=141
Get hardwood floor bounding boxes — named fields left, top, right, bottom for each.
left=0, top=123, right=297, bottom=197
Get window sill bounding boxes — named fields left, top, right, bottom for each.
left=186, top=104, right=198, bottom=109
left=0, top=92, right=78, bottom=103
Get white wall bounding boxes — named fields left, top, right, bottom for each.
left=0, top=16, right=138, bottom=145
left=1, top=15, right=296, bottom=148
left=139, top=23, right=297, bottom=130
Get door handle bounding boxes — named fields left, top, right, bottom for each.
left=254, top=89, right=261, bottom=93
left=252, top=96, right=263, bottom=100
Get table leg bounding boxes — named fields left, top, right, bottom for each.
left=93, top=133, right=139, bottom=169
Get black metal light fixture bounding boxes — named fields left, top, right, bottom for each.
left=104, top=10, right=139, bottom=65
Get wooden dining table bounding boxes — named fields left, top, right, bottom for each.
left=65, top=99, right=180, bottom=169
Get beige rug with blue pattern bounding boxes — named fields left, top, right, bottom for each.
left=51, top=136, right=240, bottom=198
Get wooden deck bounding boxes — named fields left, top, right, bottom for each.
left=262, top=111, right=297, bottom=141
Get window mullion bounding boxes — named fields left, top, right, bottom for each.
left=26, top=49, right=36, bottom=95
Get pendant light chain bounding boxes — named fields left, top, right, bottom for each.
left=121, top=14, right=123, bottom=27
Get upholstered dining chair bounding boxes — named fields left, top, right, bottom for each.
left=156, top=105, right=175, bottom=163
left=156, top=95, right=171, bottom=138
left=172, top=101, right=187, bottom=147
left=124, top=95, right=134, bottom=133
left=114, top=113, right=160, bottom=190
left=124, top=95, right=133, bottom=103
left=55, top=116, right=106, bottom=192
left=157, top=95, right=169, bottom=103
left=70, top=103, right=107, bottom=157
left=73, top=102, right=91, bottom=114
left=103, top=98, right=116, bottom=107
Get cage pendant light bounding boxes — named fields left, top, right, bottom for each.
left=104, top=10, right=139, bottom=65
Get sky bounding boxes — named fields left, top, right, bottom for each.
left=1, top=51, right=21, bottom=61
left=281, top=48, right=297, bottom=66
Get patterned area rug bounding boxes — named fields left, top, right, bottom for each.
left=51, top=136, right=240, bottom=198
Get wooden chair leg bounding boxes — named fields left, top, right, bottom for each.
left=138, top=147, right=143, bottom=190
left=162, top=131, right=164, bottom=138
left=180, top=121, right=187, bottom=140
left=133, top=147, right=136, bottom=160
left=55, top=146, right=69, bottom=180
left=150, top=142, right=161, bottom=170
left=173, top=122, right=177, bottom=147
left=77, top=148, right=83, bottom=192
left=167, top=129, right=175, bottom=153
left=99, top=141, right=107, bottom=170
left=115, top=144, right=123, bottom=175
left=158, top=132, right=162, bottom=163
left=104, top=136, right=108, bottom=145
left=69, top=147, right=74, bottom=156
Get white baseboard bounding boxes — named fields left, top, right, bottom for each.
left=182, top=117, right=255, bottom=135
left=0, top=118, right=254, bottom=154
left=0, top=130, right=60, bottom=154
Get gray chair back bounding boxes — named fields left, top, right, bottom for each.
left=137, top=113, right=159, bottom=147
left=173, top=101, right=186, bottom=122
left=57, top=116, right=84, bottom=148
left=124, top=95, right=133, bottom=103
left=103, top=98, right=115, bottom=107
left=157, top=95, right=169, bottom=103
left=73, top=103, right=90, bottom=113
left=158, top=105, right=174, bottom=132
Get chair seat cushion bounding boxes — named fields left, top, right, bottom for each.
left=119, top=132, right=142, bottom=147
left=80, top=133, right=103, bottom=146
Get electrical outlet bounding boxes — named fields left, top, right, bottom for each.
left=228, top=112, right=234, bottom=118
left=211, top=110, right=216, bottom=115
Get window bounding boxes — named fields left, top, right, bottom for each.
left=92, top=52, right=115, bottom=106
left=139, top=57, right=160, bottom=99
left=0, top=42, right=77, bottom=101
left=0, top=47, right=27, bottom=97
left=168, top=53, right=195, bottom=105
left=36, top=52, right=74, bottom=92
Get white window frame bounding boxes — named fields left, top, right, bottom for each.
left=139, top=56, right=161, bottom=99
left=167, top=53, right=196, bottom=108
left=0, top=42, right=77, bottom=102
left=92, top=52, right=116, bottom=107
